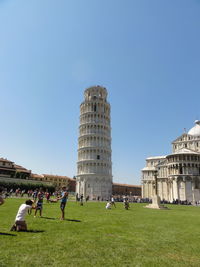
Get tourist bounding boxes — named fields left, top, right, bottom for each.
left=80, top=194, right=84, bottom=206
left=34, top=189, right=44, bottom=217
left=32, top=189, right=38, bottom=202
left=10, top=199, right=35, bottom=231
left=123, top=197, right=129, bottom=210
left=9, top=188, right=13, bottom=197
left=0, top=187, right=4, bottom=206
left=111, top=196, right=116, bottom=208
left=45, top=190, right=50, bottom=203
left=21, top=189, right=26, bottom=197
left=76, top=193, right=79, bottom=202
left=106, top=201, right=112, bottom=209
left=57, top=187, right=68, bottom=220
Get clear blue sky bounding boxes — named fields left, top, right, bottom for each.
left=0, top=0, right=200, bottom=185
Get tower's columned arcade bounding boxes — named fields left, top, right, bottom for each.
left=76, top=86, right=112, bottom=200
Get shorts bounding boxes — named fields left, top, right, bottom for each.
left=11, top=221, right=27, bottom=231
left=36, top=205, right=43, bottom=210
left=60, top=202, right=66, bottom=210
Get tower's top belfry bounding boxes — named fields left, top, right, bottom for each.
left=84, top=86, right=108, bottom=102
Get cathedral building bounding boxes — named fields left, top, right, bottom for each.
left=142, top=120, right=200, bottom=203
left=76, top=86, right=112, bottom=199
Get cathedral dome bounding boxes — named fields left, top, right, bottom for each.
left=188, top=120, right=200, bottom=136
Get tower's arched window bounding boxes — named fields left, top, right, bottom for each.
left=179, top=166, right=183, bottom=174
left=94, top=103, right=97, bottom=112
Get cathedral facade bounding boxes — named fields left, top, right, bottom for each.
left=76, top=86, right=112, bottom=200
left=142, top=121, right=200, bottom=203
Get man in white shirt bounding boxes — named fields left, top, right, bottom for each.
left=11, top=199, right=34, bottom=231
left=106, top=201, right=112, bottom=209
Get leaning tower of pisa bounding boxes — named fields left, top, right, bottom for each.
left=76, top=86, right=112, bottom=200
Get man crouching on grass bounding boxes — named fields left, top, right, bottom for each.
left=10, top=199, right=35, bottom=231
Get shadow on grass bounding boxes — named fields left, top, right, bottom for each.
left=65, top=219, right=81, bottom=222
left=40, top=216, right=56, bottom=220
left=19, top=230, right=45, bottom=233
left=40, top=217, right=81, bottom=222
left=0, top=232, right=17, bottom=236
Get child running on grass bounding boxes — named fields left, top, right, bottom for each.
left=10, top=199, right=35, bottom=231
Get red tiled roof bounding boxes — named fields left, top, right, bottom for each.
left=113, top=182, right=141, bottom=188
left=14, top=164, right=31, bottom=173
left=0, top=158, right=14, bottom=163
left=31, top=174, right=44, bottom=178
left=43, top=174, right=73, bottom=180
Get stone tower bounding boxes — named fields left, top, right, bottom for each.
left=76, top=86, right=112, bottom=200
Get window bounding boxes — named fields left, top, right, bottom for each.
left=97, top=155, right=100, bottom=160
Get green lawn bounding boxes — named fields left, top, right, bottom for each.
left=1, top=198, right=200, bottom=267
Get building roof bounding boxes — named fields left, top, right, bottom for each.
left=14, top=164, right=31, bottom=173
left=0, top=158, right=14, bottom=163
left=31, top=173, right=44, bottom=178
left=43, top=174, right=74, bottom=181
left=142, top=167, right=156, bottom=171
left=146, top=156, right=166, bottom=160
left=113, top=182, right=141, bottom=188
left=188, top=120, right=200, bottom=136
left=170, top=148, right=200, bottom=156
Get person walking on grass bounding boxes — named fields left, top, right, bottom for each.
left=123, top=196, right=130, bottom=210
left=80, top=194, right=84, bottom=206
left=10, top=199, right=35, bottom=231
left=57, top=187, right=68, bottom=220
left=111, top=196, right=116, bottom=208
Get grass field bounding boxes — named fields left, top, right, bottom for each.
left=1, top=198, right=200, bottom=267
